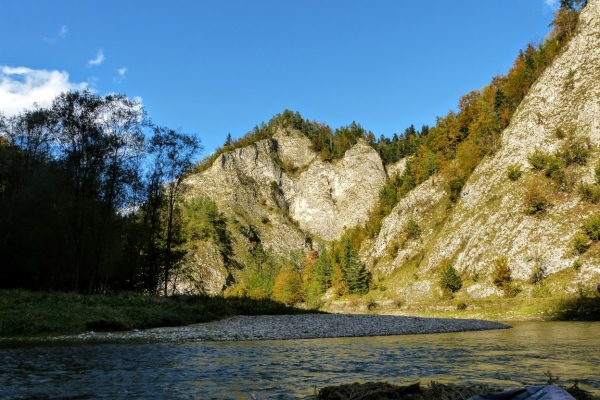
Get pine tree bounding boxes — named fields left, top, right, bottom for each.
left=341, top=239, right=369, bottom=295
left=314, top=247, right=333, bottom=291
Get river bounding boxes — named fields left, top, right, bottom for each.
left=1, top=321, right=599, bottom=399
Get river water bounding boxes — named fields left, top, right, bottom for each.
left=1, top=321, right=599, bottom=399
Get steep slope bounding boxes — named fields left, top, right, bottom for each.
left=184, top=128, right=386, bottom=293
left=364, top=0, right=600, bottom=299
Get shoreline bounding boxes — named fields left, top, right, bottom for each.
left=1, top=314, right=510, bottom=344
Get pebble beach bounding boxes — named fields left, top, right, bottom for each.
left=44, top=314, right=510, bottom=343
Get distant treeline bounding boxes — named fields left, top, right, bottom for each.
left=0, top=91, right=201, bottom=294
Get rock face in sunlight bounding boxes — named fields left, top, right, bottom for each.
left=288, top=139, right=386, bottom=241
left=180, top=0, right=600, bottom=299
left=182, top=129, right=386, bottom=293
left=361, top=0, right=600, bottom=300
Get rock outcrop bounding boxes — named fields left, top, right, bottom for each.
left=362, top=0, right=600, bottom=299
left=183, top=129, right=387, bottom=292
left=182, top=1, right=600, bottom=299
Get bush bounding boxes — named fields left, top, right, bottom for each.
left=386, top=241, right=400, bottom=258
left=572, top=233, right=590, bottom=254
left=523, top=179, right=551, bottom=214
left=503, top=282, right=522, bottom=298
left=583, top=214, right=600, bottom=241
left=560, top=133, right=591, bottom=166
left=594, top=160, right=600, bottom=185
left=573, top=258, right=582, bottom=271
left=406, top=218, right=421, bottom=239
left=439, top=264, right=462, bottom=293
left=456, top=300, right=467, bottom=310
left=364, top=295, right=377, bottom=310
left=528, top=149, right=550, bottom=170
left=577, top=183, right=600, bottom=203
left=543, top=154, right=564, bottom=182
left=507, top=164, right=523, bottom=181
left=529, top=264, right=546, bottom=284
left=492, top=256, right=512, bottom=288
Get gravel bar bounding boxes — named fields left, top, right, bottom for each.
left=46, top=314, right=510, bottom=343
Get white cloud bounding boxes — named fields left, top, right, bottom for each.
left=0, top=66, right=88, bottom=117
left=88, top=50, right=105, bottom=66
left=114, top=67, right=128, bottom=83
left=545, top=0, right=560, bottom=10
left=59, top=25, right=68, bottom=38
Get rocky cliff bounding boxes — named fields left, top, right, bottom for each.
left=362, top=0, right=600, bottom=300
left=184, top=129, right=386, bottom=294
left=182, top=0, right=600, bottom=300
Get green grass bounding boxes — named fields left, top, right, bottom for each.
left=0, top=290, right=319, bottom=337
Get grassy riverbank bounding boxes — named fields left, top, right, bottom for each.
left=0, top=289, right=317, bottom=338
left=325, top=292, right=600, bottom=321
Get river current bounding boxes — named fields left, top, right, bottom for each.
left=1, top=321, right=599, bottom=399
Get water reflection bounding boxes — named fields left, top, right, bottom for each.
left=1, top=321, right=598, bottom=399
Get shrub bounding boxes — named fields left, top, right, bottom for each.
left=523, top=179, right=551, bottom=215
left=577, top=183, right=600, bottom=203
left=439, top=264, right=463, bottom=293
left=583, top=214, right=600, bottom=241
left=543, top=154, right=564, bottom=182
left=573, top=258, right=582, bottom=271
left=364, top=295, right=377, bottom=310
left=507, top=164, right=523, bottom=181
left=456, top=300, right=467, bottom=310
left=528, top=149, right=549, bottom=170
left=529, top=264, right=546, bottom=284
left=560, top=133, right=591, bottom=166
left=572, top=233, right=590, bottom=254
left=503, top=282, right=522, bottom=298
left=594, top=160, right=600, bottom=185
left=406, top=218, right=421, bottom=239
left=492, top=256, right=512, bottom=288
left=554, top=127, right=566, bottom=139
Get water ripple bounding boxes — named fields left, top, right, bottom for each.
left=0, top=321, right=599, bottom=399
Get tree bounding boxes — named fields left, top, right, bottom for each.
left=272, top=265, right=303, bottom=305
left=340, top=239, right=369, bottom=295
left=147, top=126, right=202, bottom=296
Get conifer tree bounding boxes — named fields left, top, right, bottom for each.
left=340, top=239, right=369, bottom=295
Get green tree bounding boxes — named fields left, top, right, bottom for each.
left=340, top=239, right=369, bottom=295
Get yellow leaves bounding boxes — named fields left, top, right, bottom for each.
left=272, top=265, right=303, bottom=305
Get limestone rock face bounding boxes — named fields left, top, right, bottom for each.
left=289, top=140, right=387, bottom=241
left=185, top=131, right=388, bottom=286
left=424, top=0, right=600, bottom=288
left=273, top=129, right=316, bottom=170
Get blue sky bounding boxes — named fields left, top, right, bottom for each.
left=1, top=0, right=560, bottom=157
